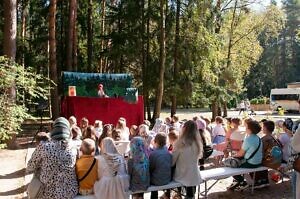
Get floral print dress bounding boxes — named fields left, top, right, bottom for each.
left=27, top=140, right=78, bottom=199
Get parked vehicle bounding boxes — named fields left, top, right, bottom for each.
left=270, top=88, right=300, bottom=112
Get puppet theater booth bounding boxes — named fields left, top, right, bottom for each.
left=61, top=72, right=144, bottom=127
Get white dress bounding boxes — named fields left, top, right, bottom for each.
left=94, top=155, right=130, bottom=199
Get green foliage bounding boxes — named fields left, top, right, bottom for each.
left=250, top=97, right=269, bottom=105
left=0, top=56, right=50, bottom=148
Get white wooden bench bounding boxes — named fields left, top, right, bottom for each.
left=198, top=166, right=269, bottom=198
left=74, top=181, right=183, bottom=199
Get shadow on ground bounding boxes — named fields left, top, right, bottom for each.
left=0, top=183, right=28, bottom=196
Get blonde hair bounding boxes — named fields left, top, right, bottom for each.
left=175, top=120, right=203, bottom=157
left=81, top=138, right=95, bottom=155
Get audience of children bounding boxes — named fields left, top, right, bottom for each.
left=30, top=114, right=300, bottom=199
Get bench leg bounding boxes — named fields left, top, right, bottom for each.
left=205, top=181, right=207, bottom=199
left=251, top=172, right=256, bottom=194
left=197, top=185, right=200, bottom=199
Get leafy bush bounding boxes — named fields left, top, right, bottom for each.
left=250, top=97, right=269, bottom=105
left=0, top=56, right=50, bottom=148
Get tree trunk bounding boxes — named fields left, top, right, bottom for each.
left=225, top=0, right=238, bottom=69
left=66, top=0, right=76, bottom=71
left=211, top=100, right=218, bottom=122
left=141, top=0, right=147, bottom=119
left=21, top=0, right=28, bottom=67
left=217, top=105, right=222, bottom=116
left=153, top=0, right=166, bottom=120
left=73, top=1, right=78, bottom=71
left=223, top=101, right=228, bottom=117
left=4, top=0, right=17, bottom=60
left=146, top=0, right=151, bottom=120
left=99, top=0, right=106, bottom=73
left=3, top=0, right=17, bottom=101
left=87, top=0, right=93, bottom=72
left=49, top=0, right=59, bottom=119
left=171, top=0, right=180, bottom=117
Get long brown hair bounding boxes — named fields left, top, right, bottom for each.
left=176, top=120, right=203, bottom=156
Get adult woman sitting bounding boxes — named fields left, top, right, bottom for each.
left=94, top=137, right=129, bottom=199
left=227, top=120, right=263, bottom=191
left=27, top=117, right=78, bottom=199
left=172, top=120, right=203, bottom=199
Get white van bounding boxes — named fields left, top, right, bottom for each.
left=270, top=88, right=300, bottom=112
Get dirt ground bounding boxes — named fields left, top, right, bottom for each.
left=0, top=137, right=30, bottom=199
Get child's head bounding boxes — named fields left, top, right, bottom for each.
left=195, top=118, right=206, bottom=131
left=138, top=124, right=149, bottom=137
left=243, top=118, right=253, bottom=128
left=231, top=118, right=241, bottom=128
left=201, top=117, right=211, bottom=126
left=112, top=129, right=121, bottom=141
left=172, top=115, right=179, bottom=123
left=215, top=116, right=223, bottom=124
left=94, top=120, right=103, bottom=128
left=98, top=124, right=113, bottom=146
left=130, top=125, right=138, bottom=137
left=143, top=120, right=151, bottom=127
left=275, top=119, right=284, bottom=129
left=85, top=125, right=96, bottom=140
left=283, top=118, right=293, bottom=133
left=165, top=117, right=172, bottom=124
left=69, top=116, right=77, bottom=127
left=116, top=117, right=126, bottom=129
left=100, top=137, right=118, bottom=154
left=71, top=126, right=81, bottom=139
left=154, top=133, right=167, bottom=148
left=80, top=138, right=95, bottom=155
left=246, top=120, right=261, bottom=135
left=80, top=117, right=89, bottom=128
left=168, top=130, right=178, bottom=144
left=36, top=132, right=50, bottom=145
left=262, top=120, right=275, bottom=135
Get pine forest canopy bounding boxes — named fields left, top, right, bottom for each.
left=0, top=0, right=300, bottom=121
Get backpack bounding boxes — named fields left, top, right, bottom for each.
left=264, top=136, right=283, bottom=169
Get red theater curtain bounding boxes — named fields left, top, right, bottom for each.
left=61, top=96, right=144, bottom=127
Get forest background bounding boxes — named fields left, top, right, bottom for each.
left=0, top=0, right=300, bottom=145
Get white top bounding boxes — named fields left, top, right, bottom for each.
left=239, top=102, right=245, bottom=109
left=279, top=132, right=291, bottom=162
left=172, top=142, right=203, bottom=186
left=212, top=124, right=226, bottom=138
left=94, top=155, right=129, bottom=199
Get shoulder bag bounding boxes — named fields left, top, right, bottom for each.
left=78, top=158, right=97, bottom=182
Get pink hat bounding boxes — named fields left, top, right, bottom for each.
left=196, top=118, right=206, bottom=130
